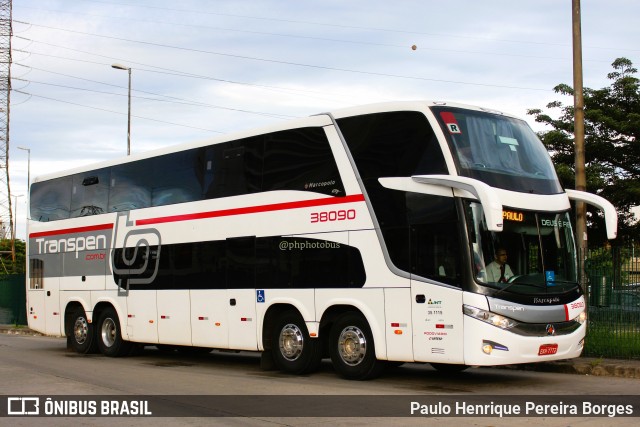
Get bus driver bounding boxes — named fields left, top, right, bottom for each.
left=485, top=248, right=514, bottom=283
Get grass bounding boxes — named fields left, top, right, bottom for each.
left=584, top=322, right=640, bottom=359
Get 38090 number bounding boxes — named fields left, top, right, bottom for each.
left=310, top=209, right=356, bottom=223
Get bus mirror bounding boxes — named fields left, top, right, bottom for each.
left=412, top=175, right=504, bottom=233
left=565, top=189, right=618, bottom=240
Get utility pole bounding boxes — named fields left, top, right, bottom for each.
left=0, top=0, right=12, bottom=253
left=572, top=0, right=588, bottom=299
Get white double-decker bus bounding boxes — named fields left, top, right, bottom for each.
left=26, top=101, right=617, bottom=379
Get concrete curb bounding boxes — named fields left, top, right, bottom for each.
left=2, top=325, right=639, bottom=378
left=498, top=358, right=640, bottom=379
left=0, top=325, right=43, bottom=336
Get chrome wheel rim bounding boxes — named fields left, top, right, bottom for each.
left=279, top=323, right=304, bottom=361
left=337, top=326, right=366, bottom=366
left=73, top=316, right=89, bottom=345
left=101, top=317, right=117, bottom=348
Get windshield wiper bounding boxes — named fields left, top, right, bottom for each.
left=492, top=280, right=547, bottom=298
left=545, top=279, right=579, bottom=286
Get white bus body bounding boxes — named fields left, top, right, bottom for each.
left=26, top=101, right=617, bottom=379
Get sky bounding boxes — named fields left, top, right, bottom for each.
left=7, top=0, right=640, bottom=239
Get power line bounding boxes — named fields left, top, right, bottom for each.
left=70, top=0, right=640, bottom=52
left=11, top=75, right=299, bottom=119
left=12, top=89, right=224, bottom=133
left=14, top=21, right=553, bottom=92
left=13, top=36, right=354, bottom=104
left=12, top=4, right=613, bottom=62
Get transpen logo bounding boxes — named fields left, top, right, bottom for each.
left=111, top=211, right=162, bottom=296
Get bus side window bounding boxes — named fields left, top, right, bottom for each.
left=262, top=127, right=345, bottom=196
left=206, top=136, right=263, bottom=198
left=29, top=258, right=44, bottom=289
left=30, top=176, right=72, bottom=221
left=71, top=168, right=110, bottom=217
left=109, top=161, right=152, bottom=212
left=151, top=149, right=203, bottom=207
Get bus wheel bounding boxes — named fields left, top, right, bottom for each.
left=97, top=307, right=131, bottom=357
left=329, top=312, right=385, bottom=380
left=272, top=311, right=322, bottom=374
left=69, top=307, right=97, bottom=354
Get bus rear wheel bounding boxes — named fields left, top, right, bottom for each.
left=97, top=307, right=131, bottom=357
left=69, top=307, right=97, bottom=354
left=329, top=312, right=385, bottom=380
left=271, top=311, right=322, bottom=375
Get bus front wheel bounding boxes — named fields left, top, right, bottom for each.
left=96, top=307, right=131, bottom=357
left=271, top=311, right=322, bottom=375
left=329, top=312, right=385, bottom=380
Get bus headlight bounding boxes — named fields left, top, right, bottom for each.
left=463, top=305, right=518, bottom=330
left=576, top=311, right=587, bottom=324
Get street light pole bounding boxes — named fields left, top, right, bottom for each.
left=11, top=194, right=23, bottom=264
left=111, top=64, right=132, bottom=155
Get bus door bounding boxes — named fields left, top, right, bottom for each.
left=407, top=216, right=465, bottom=364
left=226, top=237, right=258, bottom=351
left=411, top=281, right=464, bottom=363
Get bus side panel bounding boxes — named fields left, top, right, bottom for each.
left=125, top=289, right=158, bottom=344
left=61, top=275, right=105, bottom=291
left=411, top=282, right=464, bottom=364
left=227, top=288, right=258, bottom=351
left=383, top=288, right=414, bottom=361
left=191, top=290, right=229, bottom=348
left=348, top=230, right=408, bottom=286
left=26, top=289, right=46, bottom=334
left=315, top=288, right=387, bottom=360
left=44, top=280, right=62, bottom=336
left=157, top=289, right=192, bottom=346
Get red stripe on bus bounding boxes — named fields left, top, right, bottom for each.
left=136, top=194, right=366, bottom=226
left=564, top=304, right=570, bottom=321
left=29, top=223, right=114, bottom=238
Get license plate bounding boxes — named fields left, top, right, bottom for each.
left=538, top=344, right=558, bottom=356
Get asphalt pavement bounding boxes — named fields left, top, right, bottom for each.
left=2, top=324, right=639, bottom=379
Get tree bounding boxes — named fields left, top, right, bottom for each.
left=0, top=239, right=26, bottom=274
left=528, top=58, right=640, bottom=245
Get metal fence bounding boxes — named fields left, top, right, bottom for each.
left=585, top=246, right=640, bottom=359
left=0, top=274, right=26, bottom=325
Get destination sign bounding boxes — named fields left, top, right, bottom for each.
left=503, top=210, right=524, bottom=222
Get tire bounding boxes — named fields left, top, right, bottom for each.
left=68, top=307, right=97, bottom=354
left=329, top=312, right=385, bottom=380
left=271, top=311, right=322, bottom=375
left=96, top=307, right=131, bottom=357
left=430, top=363, right=469, bottom=373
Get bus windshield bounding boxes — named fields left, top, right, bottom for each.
left=432, top=106, right=563, bottom=195
left=465, top=201, right=579, bottom=296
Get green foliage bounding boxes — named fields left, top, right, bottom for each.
left=0, top=239, right=26, bottom=274
left=528, top=58, right=640, bottom=244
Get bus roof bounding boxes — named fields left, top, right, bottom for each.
left=31, top=100, right=517, bottom=184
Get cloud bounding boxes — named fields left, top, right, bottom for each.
left=8, top=0, right=640, bottom=239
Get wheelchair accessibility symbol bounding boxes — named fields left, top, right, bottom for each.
left=256, top=290, right=265, bottom=303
